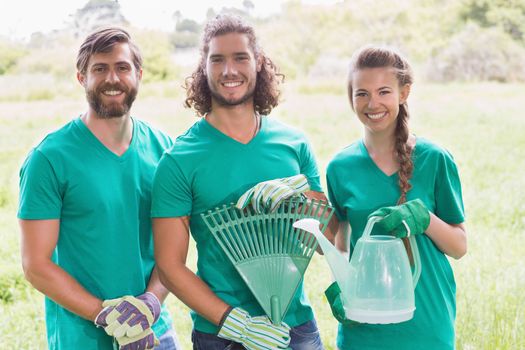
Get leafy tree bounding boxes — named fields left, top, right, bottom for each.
left=0, top=39, right=27, bottom=75
left=459, top=0, right=525, bottom=42
left=72, top=0, right=128, bottom=38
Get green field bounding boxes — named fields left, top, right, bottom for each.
left=0, top=81, right=523, bottom=349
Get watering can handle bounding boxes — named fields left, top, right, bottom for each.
left=362, top=216, right=383, bottom=238
left=365, top=216, right=421, bottom=287
left=408, top=235, right=421, bottom=287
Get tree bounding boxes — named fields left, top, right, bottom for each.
left=459, top=0, right=525, bottom=42
left=72, top=0, right=128, bottom=38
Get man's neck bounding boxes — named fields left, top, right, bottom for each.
left=81, top=111, right=133, bottom=156
left=206, top=102, right=259, bottom=144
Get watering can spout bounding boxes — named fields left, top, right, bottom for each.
left=293, top=218, right=354, bottom=293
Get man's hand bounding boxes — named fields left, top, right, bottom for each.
left=236, top=174, right=310, bottom=213
left=94, top=292, right=161, bottom=349
left=218, top=307, right=291, bottom=350
left=369, top=199, right=430, bottom=238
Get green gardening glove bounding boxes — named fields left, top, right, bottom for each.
left=324, top=282, right=358, bottom=327
left=235, top=174, right=310, bottom=213
left=217, top=307, right=291, bottom=350
left=369, top=199, right=430, bottom=238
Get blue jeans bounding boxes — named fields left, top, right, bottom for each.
left=111, top=328, right=181, bottom=350
left=156, top=328, right=182, bottom=350
left=192, top=319, right=324, bottom=350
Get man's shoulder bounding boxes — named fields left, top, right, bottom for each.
left=132, top=118, right=173, bottom=146
left=32, top=119, right=79, bottom=154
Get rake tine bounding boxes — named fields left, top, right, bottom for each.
left=224, top=206, right=252, bottom=259
left=204, top=209, right=241, bottom=263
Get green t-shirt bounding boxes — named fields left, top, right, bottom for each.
left=326, top=138, right=465, bottom=350
left=151, top=116, right=322, bottom=334
left=18, top=117, right=174, bottom=350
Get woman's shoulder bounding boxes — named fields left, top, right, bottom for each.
left=414, top=137, right=458, bottom=167
left=327, top=140, right=363, bottom=168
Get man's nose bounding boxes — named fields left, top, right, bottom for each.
left=105, top=69, right=120, bottom=83
left=223, top=60, right=238, bottom=76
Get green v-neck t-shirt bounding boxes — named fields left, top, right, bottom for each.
left=326, top=138, right=465, bottom=350
left=151, top=116, right=322, bottom=334
left=18, top=117, right=174, bottom=350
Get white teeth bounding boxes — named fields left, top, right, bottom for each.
left=368, top=112, right=386, bottom=120
left=104, top=90, right=122, bottom=96
left=222, top=81, right=242, bottom=87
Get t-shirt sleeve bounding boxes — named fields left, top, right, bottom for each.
left=434, top=150, right=465, bottom=224
left=151, top=153, right=192, bottom=218
left=326, top=163, right=347, bottom=221
left=299, top=139, right=322, bottom=192
left=18, top=149, right=62, bottom=219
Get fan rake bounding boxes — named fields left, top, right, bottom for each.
left=201, top=197, right=334, bottom=326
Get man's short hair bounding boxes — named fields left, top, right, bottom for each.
left=76, top=27, right=142, bottom=74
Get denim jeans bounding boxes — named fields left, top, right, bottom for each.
left=156, top=328, right=182, bottom=350
left=110, top=328, right=181, bottom=350
left=192, top=319, right=324, bottom=350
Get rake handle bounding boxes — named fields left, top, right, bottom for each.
left=270, top=295, right=292, bottom=350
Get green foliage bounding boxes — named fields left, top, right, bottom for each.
left=0, top=266, right=30, bottom=304
left=426, top=23, right=525, bottom=82
left=170, top=31, right=200, bottom=49
left=459, top=0, right=525, bottom=42
left=0, top=39, right=27, bottom=75
left=133, top=30, right=179, bottom=83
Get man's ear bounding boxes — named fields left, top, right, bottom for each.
left=138, top=68, right=143, bottom=81
left=77, top=71, right=86, bottom=87
left=399, top=83, right=411, bottom=104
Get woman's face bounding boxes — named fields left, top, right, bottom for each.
left=350, top=67, right=410, bottom=136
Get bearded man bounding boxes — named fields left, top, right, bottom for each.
left=18, top=27, right=180, bottom=350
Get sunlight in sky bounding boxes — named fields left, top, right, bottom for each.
left=0, top=0, right=340, bottom=40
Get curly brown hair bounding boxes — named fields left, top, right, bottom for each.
left=184, top=14, right=284, bottom=116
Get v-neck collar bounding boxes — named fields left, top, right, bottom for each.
left=74, top=116, right=136, bottom=162
left=200, top=115, right=265, bottom=147
left=359, top=138, right=418, bottom=184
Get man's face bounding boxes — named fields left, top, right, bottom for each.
left=78, top=42, right=142, bottom=119
left=205, top=33, right=261, bottom=108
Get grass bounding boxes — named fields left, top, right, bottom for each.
left=0, top=81, right=523, bottom=349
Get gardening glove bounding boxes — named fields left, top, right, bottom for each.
left=236, top=174, right=310, bottom=213
left=94, top=292, right=161, bottom=346
left=116, top=327, right=159, bottom=350
left=369, top=199, right=430, bottom=238
left=217, top=307, right=291, bottom=350
left=324, top=282, right=358, bottom=327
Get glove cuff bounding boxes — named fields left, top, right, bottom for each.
left=217, top=307, right=249, bottom=342
left=324, top=281, right=341, bottom=303
left=137, top=292, right=162, bottom=323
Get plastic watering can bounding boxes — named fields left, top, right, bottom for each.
left=293, top=216, right=421, bottom=324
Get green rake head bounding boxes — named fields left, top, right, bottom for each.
left=201, top=197, right=334, bottom=325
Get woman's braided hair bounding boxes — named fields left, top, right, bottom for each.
left=347, top=45, right=414, bottom=205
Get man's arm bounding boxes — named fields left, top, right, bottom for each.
left=19, top=219, right=103, bottom=321
left=153, top=216, right=230, bottom=325
left=144, top=266, right=170, bottom=303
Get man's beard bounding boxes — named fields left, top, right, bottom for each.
left=86, top=83, right=138, bottom=119
left=208, top=80, right=256, bottom=107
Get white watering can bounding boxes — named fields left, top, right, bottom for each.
left=293, top=216, right=421, bottom=324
